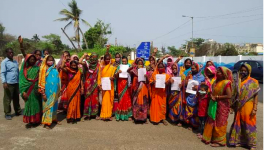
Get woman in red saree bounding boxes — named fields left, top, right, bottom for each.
left=114, top=56, right=132, bottom=121
left=83, top=53, right=100, bottom=120
left=131, top=58, right=149, bottom=123
left=202, top=67, right=233, bottom=147
left=61, top=60, right=82, bottom=123
left=149, top=62, right=170, bottom=125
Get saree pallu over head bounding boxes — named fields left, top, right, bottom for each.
left=66, top=68, right=81, bottom=120
left=166, top=56, right=174, bottom=75
left=149, top=66, right=170, bottom=123
left=98, top=61, right=116, bottom=119
left=236, top=64, right=260, bottom=109
left=20, top=54, right=40, bottom=97
left=204, top=66, right=217, bottom=91
left=39, top=57, right=60, bottom=125
left=229, top=64, right=259, bottom=148
left=202, top=67, right=232, bottom=146
left=19, top=54, right=41, bottom=124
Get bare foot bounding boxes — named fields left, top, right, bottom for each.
left=177, top=123, right=182, bottom=127
left=188, top=127, right=192, bottom=131
left=163, top=120, right=168, bottom=126
left=128, top=118, right=132, bottom=121
left=197, top=133, right=201, bottom=136
left=95, top=116, right=101, bottom=120
left=197, top=135, right=203, bottom=139
left=45, top=125, right=51, bottom=130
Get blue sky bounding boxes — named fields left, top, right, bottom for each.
left=0, top=0, right=263, bottom=50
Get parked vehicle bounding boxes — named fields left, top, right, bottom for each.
left=233, top=60, right=263, bottom=82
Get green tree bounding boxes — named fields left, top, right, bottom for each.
left=55, top=0, right=91, bottom=50
left=167, top=46, right=188, bottom=57
left=83, top=20, right=111, bottom=49
left=42, top=34, right=65, bottom=54
left=0, top=23, right=16, bottom=56
left=215, top=43, right=238, bottom=56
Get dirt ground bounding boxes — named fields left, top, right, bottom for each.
left=0, top=84, right=262, bottom=150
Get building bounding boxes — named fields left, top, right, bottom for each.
left=237, top=43, right=263, bottom=54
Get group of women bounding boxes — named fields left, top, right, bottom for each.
left=18, top=39, right=260, bottom=149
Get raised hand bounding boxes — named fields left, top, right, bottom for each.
left=18, top=35, right=23, bottom=44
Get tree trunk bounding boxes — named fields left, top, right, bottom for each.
left=77, top=27, right=81, bottom=51
left=61, top=28, right=77, bottom=50
left=79, top=27, right=88, bottom=50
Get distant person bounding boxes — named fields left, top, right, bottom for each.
left=229, top=64, right=260, bottom=149
left=42, top=49, right=50, bottom=58
left=1, top=48, right=21, bottom=120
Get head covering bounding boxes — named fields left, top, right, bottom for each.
left=239, top=64, right=251, bottom=78
left=71, top=54, right=79, bottom=61
left=171, top=63, right=180, bottom=76
left=218, top=66, right=233, bottom=82
left=206, top=61, right=215, bottom=67
left=166, top=56, right=174, bottom=75
left=204, top=66, right=217, bottom=91
left=38, top=55, right=56, bottom=90
left=192, top=62, right=200, bottom=72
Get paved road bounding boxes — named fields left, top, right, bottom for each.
left=0, top=84, right=262, bottom=150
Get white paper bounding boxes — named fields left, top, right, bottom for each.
left=138, top=68, right=146, bottom=82
left=119, top=65, right=129, bottom=78
left=155, top=74, right=166, bottom=88
left=171, top=77, right=181, bottom=91
left=186, top=80, right=199, bottom=94
left=101, top=77, right=111, bottom=90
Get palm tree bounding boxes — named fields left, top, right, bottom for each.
left=32, top=34, right=40, bottom=43
left=55, top=0, right=91, bottom=51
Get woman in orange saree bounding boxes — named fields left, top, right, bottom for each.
left=202, top=67, right=233, bottom=147
left=61, top=60, right=82, bottom=123
left=98, top=54, right=116, bottom=121
left=131, top=58, right=149, bottom=123
left=229, top=64, right=260, bottom=149
left=149, top=62, right=170, bottom=125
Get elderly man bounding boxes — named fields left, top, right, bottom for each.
left=1, top=48, right=21, bottom=120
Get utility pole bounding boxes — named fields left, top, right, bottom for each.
left=182, top=15, right=194, bottom=47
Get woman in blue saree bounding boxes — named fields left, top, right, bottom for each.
left=38, top=55, right=61, bottom=129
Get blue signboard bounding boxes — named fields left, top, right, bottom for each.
left=136, top=42, right=150, bottom=60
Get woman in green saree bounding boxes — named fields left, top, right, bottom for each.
left=19, top=54, right=41, bottom=128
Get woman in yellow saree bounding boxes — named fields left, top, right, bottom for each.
left=202, top=67, right=233, bottom=147
left=98, top=54, right=116, bottom=121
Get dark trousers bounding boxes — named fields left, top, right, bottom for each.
left=3, top=83, right=21, bottom=116
left=199, top=117, right=207, bottom=135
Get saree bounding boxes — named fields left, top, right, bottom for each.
left=149, top=68, right=170, bottom=123
left=98, top=63, right=116, bottom=119
left=229, top=64, right=260, bottom=148
left=184, top=63, right=205, bottom=128
left=168, top=65, right=186, bottom=122
left=38, top=56, right=60, bottom=125
left=84, top=63, right=100, bottom=118
left=204, top=66, right=217, bottom=92
left=66, top=68, right=81, bottom=120
left=202, top=67, right=233, bottom=146
left=19, top=54, right=41, bottom=124
left=115, top=64, right=132, bottom=121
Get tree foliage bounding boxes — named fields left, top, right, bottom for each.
left=167, top=46, right=188, bottom=57
left=215, top=43, right=239, bottom=56
left=83, top=20, right=111, bottom=49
